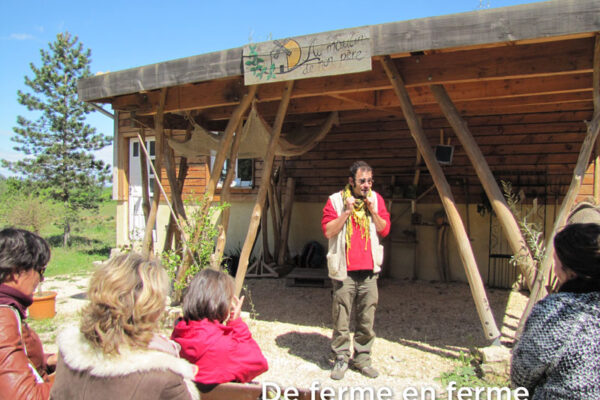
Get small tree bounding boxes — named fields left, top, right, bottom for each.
left=163, top=195, right=230, bottom=293
left=3, top=32, right=111, bottom=246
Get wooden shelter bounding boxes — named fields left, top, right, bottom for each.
left=79, top=0, right=600, bottom=341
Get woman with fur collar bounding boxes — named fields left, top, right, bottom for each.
left=50, top=253, right=199, bottom=400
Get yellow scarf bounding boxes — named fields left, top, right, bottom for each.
left=343, top=184, right=371, bottom=264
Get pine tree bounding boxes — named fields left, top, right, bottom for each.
left=3, top=32, right=112, bottom=247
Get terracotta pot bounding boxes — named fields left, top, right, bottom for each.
left=29, top=291, right=57, bottom=320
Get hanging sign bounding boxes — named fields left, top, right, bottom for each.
left=243, top=27, right=371, bottom=85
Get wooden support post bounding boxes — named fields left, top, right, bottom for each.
left=142, top=88, right=167, bottom=256
left=137, top=131, right=194, bottom=264
left=277, top=158, right=287, bottom=206
left=267, top=184, right=280, bottom=262
left=411, top=144, right=422, bottom=214
left=277, top=177, right=295, bottom=266
left=437, top=225, right=450, bottom=282
left=594, top=142, right=600, bottom=203
left=517, top=110, right=600, bottom=336
left=163, top=129, right=190, bottom=253
left=413, top=148, right=422, bottom=187
left=518, top=34, right=600, bottom=337
left=162, top=129, right=188, bottom=253
left=139, top=128, right=151, bottom=222
left=212, top=120, right=245, bottom=269
left=431, top=84, right=537, bottom=290
left=221, top=120, right=244, bottom=233
left=206, top=86, right=257, bottom=203
left=177, top=86, right=256, bottom=289
left=261, top=198, right=272, bottom=264
left=595, top=33, right=600, bottom=204
left=382, top=56, right=500, bottom=341
left=235, top=81, right=294, bottom=296
left=164, top=129, right=186, bottom=222
left=273, top=174, right=283, bottom=227
left=595, top=34, right=600, bottom=119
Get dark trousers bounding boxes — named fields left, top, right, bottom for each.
left=331, top=270, right=378, bottom=368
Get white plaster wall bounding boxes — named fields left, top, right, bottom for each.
left=221, top=201, right=327, bottom=260
left=115, top=200, right=129, bottom=249
left=115, top=199, right=554, bottom=285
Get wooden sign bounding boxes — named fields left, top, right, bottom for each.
left=243, top=28, right=371, bottom=85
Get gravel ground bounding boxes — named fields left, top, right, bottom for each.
left=38, top=274, right=528, bottom=399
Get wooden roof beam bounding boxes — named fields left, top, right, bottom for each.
left=395, top=37, right=594, bottom=86
left=377, top=73, right=593, bottom=107
left=110, top=38, right=594, bottom=116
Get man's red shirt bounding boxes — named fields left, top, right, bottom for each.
left=322, top=192, right=390, bottom=271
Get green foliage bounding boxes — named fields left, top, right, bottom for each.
left=436, top=351, right=510, bottom=399
left=501, top=180, right=546, bottom=268
left=163, top=195, right=230, bottom=292
left=0, top=178, right=114, bottom=277
left=3, top=32, right=112, bottom=247
left=0, top=177, right=59, bottom=234
left=0, top=192, right=60, bottom=234
left=43, top=196, right=116, bottom=277
left=0, top=177, right=28, bottom=197
left=437, top=352, right=482, bottom=389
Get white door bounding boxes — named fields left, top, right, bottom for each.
left=129, top=138, right=156, bottom=242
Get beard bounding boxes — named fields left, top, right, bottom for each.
left=353, top=184, right=368, bottom=198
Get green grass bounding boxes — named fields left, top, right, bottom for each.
left=28, top=313, right=67, bottom=334
left=435, top=352, right=511, bottom=399
left=42, top=191, right=116, bottom=277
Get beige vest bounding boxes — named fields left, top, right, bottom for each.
left=326, top=191, right=384, bottom=281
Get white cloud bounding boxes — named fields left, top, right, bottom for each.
left=9, top=33, right=34, bottom=41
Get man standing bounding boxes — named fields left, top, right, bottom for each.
left=322, top=161, right=390, bottom=380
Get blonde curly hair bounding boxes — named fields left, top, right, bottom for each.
left=80, top=252, right=169, bottom=355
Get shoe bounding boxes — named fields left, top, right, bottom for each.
left=330, top=356, right=348, bottom=380
left=352, top=364, right=379, bottom=379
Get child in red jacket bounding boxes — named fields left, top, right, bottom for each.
left=171, top=269, right=268, bottom=385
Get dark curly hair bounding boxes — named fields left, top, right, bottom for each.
left=349, top=161, right=372, bottom=181
left=0, top=228, right=51, bottom=284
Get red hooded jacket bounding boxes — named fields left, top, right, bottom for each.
left=171, top=317, right=268, bottom=385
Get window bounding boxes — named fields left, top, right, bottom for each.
left=131, top=138, right=156, bottom=196
left=210, top=152, right=254, bottom=188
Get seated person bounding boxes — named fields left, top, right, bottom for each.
left=0, top=228, right=56, bottom=399
left=50, top=253, right=199, bottom=400
left=511, top=223, right=600, bottom=399
left=171, top=269, right=268, bottom=386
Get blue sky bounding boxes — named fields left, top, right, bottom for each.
left=0, top=0, right=542, bottom=178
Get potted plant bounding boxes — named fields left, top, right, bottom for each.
left=29, top=281, right=57, bottom=320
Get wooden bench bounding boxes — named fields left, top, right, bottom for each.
left=199, top=382, right=317, bottom=400
left=285, top=267, right=331, bottom=288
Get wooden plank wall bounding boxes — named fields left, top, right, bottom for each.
left=118, top=114, right=256, bottom=202
left=118, top=109, right=596, bottom=207
left=281, top=110, right=593, bottom=205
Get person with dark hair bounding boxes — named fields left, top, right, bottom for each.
left=171, top=268, right=268, bottom=386
left=322, top=161, right=390, bottom=380
left=0, top=228, right=55, bottom=399
left=50, top=253, right=199, bottom=400
left=511, top=223, right=600, bottom=399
